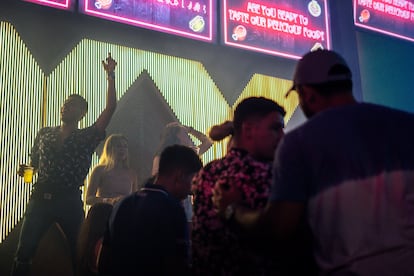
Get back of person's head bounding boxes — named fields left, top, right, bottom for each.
left=158, top=144, right=202, bottom=176
left=233, top=97, right=286, bottom=136
left=99, top=134, right=129, bottom=170
left=287, top=49, right=353, bottom=96
left=68, top=94, right=88, bottom=114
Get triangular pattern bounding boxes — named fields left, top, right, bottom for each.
left=0, top=21, right=298, bottom=243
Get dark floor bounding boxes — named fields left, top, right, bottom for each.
left=0, top=222, right=74, bottom=276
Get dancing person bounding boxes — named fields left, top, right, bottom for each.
left=100, top=145, right=203, bottom=275
left=86, top=134, right=137, bottom=206
left=151, top=122, right=212, bottom=228
left=152, top=122, right=211, bottom=175
left=12, top=53, right=117, bottom=276
left=192, top=97, right=286, bottom=275
left=214, top=49, right=414, bottom=276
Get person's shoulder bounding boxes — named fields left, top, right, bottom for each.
left=199, top=158, right=223, bottom=174
left=91, top=164, right=106, bottom=174
left=78, top=124, right=99, bottom=132
left=79, top=124, right=106, bottom=135
left=77, top=125, right=106, bottom=142
left=38, top=126, right=57, bottom=133
left=350, top=103, right=414, bottom=128
left=163, top=196, right=186, bottom=217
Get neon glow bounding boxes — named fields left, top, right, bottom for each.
left=79, top=0, right=216, bottom=42
left=354, top=0, right=414, bottom=42
left=23, top=0, right=73, bottom=10
left=222, top=0, right=331, bottom=59
left=0, top=21, right=298, bottom=243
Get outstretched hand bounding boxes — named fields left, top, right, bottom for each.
left=102, top=52, right=117, bottom=73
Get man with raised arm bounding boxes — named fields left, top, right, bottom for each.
left=12, top=53, right=117, bottom=276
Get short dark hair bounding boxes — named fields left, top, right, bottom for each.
left=233, top=97, right=285, bottom=135
left=158, top=145, right=202, bottom=175
left=68, top=94, right=88, bottom=114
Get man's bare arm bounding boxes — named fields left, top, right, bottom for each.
left=95, top=53, right=117, bottom=132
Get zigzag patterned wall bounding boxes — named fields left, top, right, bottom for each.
left=0, top=21, right=298, bottom=242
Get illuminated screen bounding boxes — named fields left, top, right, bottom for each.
left=354, top=0, right=414, bottom=42
left=23, top=0, right=74, bottom=10
left=222, top=0, right=331, bottom=59
left=79, top=0, right=216, bottom=43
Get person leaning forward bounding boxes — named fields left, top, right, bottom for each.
left=213, top=49, right=414, bottom=276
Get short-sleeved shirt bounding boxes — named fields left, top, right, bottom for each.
left=192, top=148, right=272, bottom=275
left=271, top=103, right=414, bottom=275
left=30, top=125, right=104, bottom=193
left=104, top=184, right=189, bottom=275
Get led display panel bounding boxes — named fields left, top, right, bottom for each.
left=222, top=0, right=331, bottom=59
left=79, top=0, right=216, bottom=43
left=23, top=0, right=75, bottom=10
left=354, top=0, right=414, bottom=42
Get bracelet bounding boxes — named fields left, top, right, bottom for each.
left=107, top=71, right=115, bottom=80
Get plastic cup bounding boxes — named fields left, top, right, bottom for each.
left=23, top=166, right=34, bottom=183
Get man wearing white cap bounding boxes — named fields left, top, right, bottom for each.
left=214, top=49, right=414, bottom=275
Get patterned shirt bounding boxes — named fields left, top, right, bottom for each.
left=192, top=148, right=272, bottom=275
left=30, top=125, right=105, bottom=192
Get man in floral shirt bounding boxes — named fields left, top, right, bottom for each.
left=11, top=53, right=117, bottom=276
left=192, top=97, right=285, bottom=275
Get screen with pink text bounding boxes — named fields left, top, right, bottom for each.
left=79, top=0, right=216, bottom=43
left=222, top=0, right=331, bottom=59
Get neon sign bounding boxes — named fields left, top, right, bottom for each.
left=80, top=0, right=216, bottom=43
left=222, top=0, right=331, bottom=59
left=354, top=0, right=414, bottom=42
left=23, top=0, right=74, bottom=10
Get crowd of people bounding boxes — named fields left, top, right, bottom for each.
left=11, top=49, right=414, bottom=276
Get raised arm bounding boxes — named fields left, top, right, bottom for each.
left=95, top=53, right=117, bottom=133
left=208, top=120, right=233, bottom=141
left=186, top=126, right=212, bottom=155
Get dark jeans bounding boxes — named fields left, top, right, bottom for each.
left=11, top=192, right=85, bottom=276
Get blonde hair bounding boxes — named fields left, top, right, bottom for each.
left=99, top=134, right=130, bottom=171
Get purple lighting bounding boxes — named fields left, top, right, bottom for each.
left=222, top=0, right=331, bottom=59
left=23, top=0, right=73, bottom=10
left=354, top=0, right=414, bottom=43
left=80, top=0, right=216, bottom=43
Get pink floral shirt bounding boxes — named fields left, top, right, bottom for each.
left=192, top=148, right=272, bottom=275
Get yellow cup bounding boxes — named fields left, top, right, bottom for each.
left=23, top=167, right=34, bottom=183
